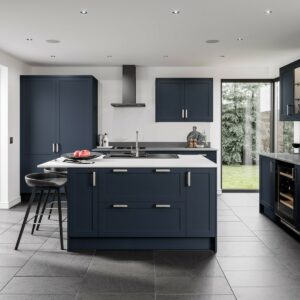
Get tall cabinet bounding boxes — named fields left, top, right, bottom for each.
left=20, top=75, right=98, bottom=194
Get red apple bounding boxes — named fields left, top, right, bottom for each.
left=79, top=149, right=91, bottom=157
left=73, top=150, right=81, bottom=158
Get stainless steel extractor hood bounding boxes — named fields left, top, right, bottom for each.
left=111, top=65, right=146, bottom=107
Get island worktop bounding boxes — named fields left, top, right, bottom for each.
left=38, top=154, right=217, bottom=169
left=38, top=154, right=217, bottom=252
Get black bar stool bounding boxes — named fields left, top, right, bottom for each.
left=15, top=173, right=67, bottom=250
left=42, top=168, right=67, bottom=222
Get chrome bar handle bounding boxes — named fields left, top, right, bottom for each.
left=287, top=104, right=294, bottom=116
left=155, top=169, right=170, bottom=173
left=55, top=143, right=59, bottom=153
left=185, top=109, right=188, bottom=119
left=113, top=169, right=128, bottom=173
left=52, top=143, right=55, bottom=153
left=92, top=172, right=96, bottom=187
left=181, top=109, right=185, bottom=119
left=187, top=171, right=191, bottom=187
left=112, top=204, right=128, bottom=208
left=155, top=204, right=171, bottom=208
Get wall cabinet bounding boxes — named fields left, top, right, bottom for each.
left=156, top=78, right=213, bottom=122
left=280, top=59, right=300, bottom=121
left=67, top=168, right=216, bottom=245
left=20, top=76, right=98, bottom=193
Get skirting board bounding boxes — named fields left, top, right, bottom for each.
left=0, top=196, right=21, bottom=209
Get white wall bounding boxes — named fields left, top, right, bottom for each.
left=0, top=50, right=31, bottom=208
left=31, top=65, right=276, bottom=193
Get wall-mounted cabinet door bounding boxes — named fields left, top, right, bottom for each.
left=68, top=169, right=98, bottom=237
left=58, top=78, right=95, bottom=154
left=280, top=67, right=294, bottom=121
left=184, top=79, right=213, bottom=122
left=155, top=79, right=185, bottom=122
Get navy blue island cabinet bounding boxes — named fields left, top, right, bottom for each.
left=155, top=78, right=213, bottom=122
left=67, top=168, right=217, bottom=252
left=20, top=76, right=98, bottom=194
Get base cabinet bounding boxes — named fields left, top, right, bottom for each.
left=67, top=168, right=217, bottom=250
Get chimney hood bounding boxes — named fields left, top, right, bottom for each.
left=111, top=65, right=146, bottom=107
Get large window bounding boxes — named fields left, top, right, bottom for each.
left=222, top=81, right=272, bottom=191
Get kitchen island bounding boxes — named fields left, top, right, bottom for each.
left=38, top=154, right=217, bottom=252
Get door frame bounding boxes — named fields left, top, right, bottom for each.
left=221, top=79, right=277, bottom=193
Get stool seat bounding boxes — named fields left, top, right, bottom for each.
left=25, top=173, right=67, bottom=188
left=44, top=167, right=67, bottom=177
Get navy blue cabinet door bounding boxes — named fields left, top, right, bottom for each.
left=156, top=79, right=185, bottom=122
left=259, top=156, right=275, bottom=212
left=280, top=67, right=294, bottom=121
left=68, top=169, right=98, bottom=237
left=58, top=78, right=97, bottom=153
left=295, top=166, right=300, bottom=231
left=184, top=79, right=213, bottom=122
left=20, top=77, right=59, bottom=193
left=186, top=169, right=216, bottom=237
left=21, top=77, right=58, bottom=155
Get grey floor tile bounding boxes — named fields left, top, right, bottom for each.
left=241, top=216, right=279, bottom=231
left=216, top=241, right=274, bottom=257
left=17, top=251, right=93, bottom=277
left=230, top=207, right=259, bottom=218
left=80, top=273, right=154, bottom=293
left=76, top=293, right=154, bottom=300
left=217, top=210, right=236, bottom=217
left=217, top=216, right=240, bottom=222
left=224, top=269, right=300, bottom=287
left=217, top=222, right=254, bottom=237
left=1, top=277, right=82, bottom=295
left=0, top=295, right=74, bottom=300
left=154, top=251, right=223, bottom=277
left=233, top=286, right=300, bottom=300
left=0, top=267, right=19, bottom=288
left=217, top=257, right=288, bottom=271
left=0, top=255, right=30, bottom=267
left=156, top=296, right=235, bottom=300
left=156, top=277, right=232, bottom=295
left=222, top=195, right=259, bottom=207
left=0, top=244, right=40, bottom=255
left=217, top=236, right=259, bottom=242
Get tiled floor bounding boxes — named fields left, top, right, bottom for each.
left=0, top=193, right=299, bottom=299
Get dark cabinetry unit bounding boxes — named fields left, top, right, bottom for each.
left=259, top=155, right=300, bottom=234
left=156, top=78, right=213, bottom=122
left=67, top=168, right=217, bottom=251
left=20, top=76, right=98, bottom=193
left=280, top=59, right=300, bottom=121
left=259, top=156, right=276, bottom=219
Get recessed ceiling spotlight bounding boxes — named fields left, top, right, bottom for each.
left=265, top=9, right=272, bottom=14
left=206, top=39, right=220, bottom=44
left=171, top=10, right=180, bottom=14
left=50, top=55, right=56, bottom=58
left=26, top=38, right=33, bottom=41
left=163, top=55, right=169, bottom=58
left=46, top=39, right=60, bottom=44
left=107, top=55, right=112, bottom=58
left=80, top=9, right=88, bottom=14
left=220, top=55, right=225, bottom=58
left=237, top=37, right=243, bottom=41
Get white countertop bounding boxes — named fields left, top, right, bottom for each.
left=38, top=154, right=217, bottom=169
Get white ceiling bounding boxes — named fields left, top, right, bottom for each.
left=1, top=0, right=300, bottom=67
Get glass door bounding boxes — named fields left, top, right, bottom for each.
left=222, top=81, right=272, bottom=191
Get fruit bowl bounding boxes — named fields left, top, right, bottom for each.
left=62, top=152, right=101, bottom=160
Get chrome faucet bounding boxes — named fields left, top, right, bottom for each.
left=135, top=131, right=139, bottom=157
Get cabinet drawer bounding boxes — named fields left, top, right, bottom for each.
left=99, top=169, right=185, bottom=202
left=99, top=202, right=185, bottom=237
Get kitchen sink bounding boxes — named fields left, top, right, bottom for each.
left=104, top=152, right=178, bottom=159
